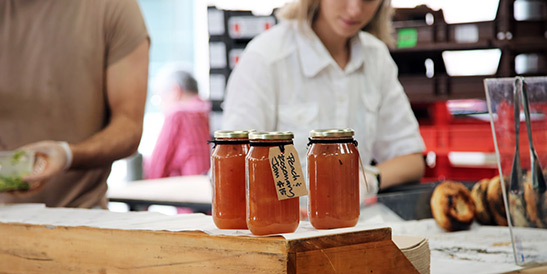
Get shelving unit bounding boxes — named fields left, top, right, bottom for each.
left=207, top=6, right=276, bottom=133
left=392, top=0, right=546, bottom=102
left=391, top=0, right=546, bottom=181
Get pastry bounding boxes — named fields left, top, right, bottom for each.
left=523, top=172, right=545, bottom=228
left=431, top=181, right=476, bottom=231
left=471, top=178, right=493, bottom=225
left=508, top=191, right=529, bottom=227
left=541, top=191, right=547, bottom=228
left=486, top=176, right=508, bottom=226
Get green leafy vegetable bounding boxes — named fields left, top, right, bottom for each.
left=10, top=150, right=26, bottom=164
left=0, top=176, right=29, bottom=192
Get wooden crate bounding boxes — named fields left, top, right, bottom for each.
left=0, top=222, right=418, bottom=273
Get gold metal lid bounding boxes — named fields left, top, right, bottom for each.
left=309, top=128, right=354, bottom=138
left=214, top=130, right=251, bottom=139
left=249, top=131, right=294, bottom=140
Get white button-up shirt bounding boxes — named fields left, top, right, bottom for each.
left=222, top=20, right=425, bottom=166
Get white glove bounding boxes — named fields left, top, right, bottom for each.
left=20, top=141, right=72, bottom=183
left=359, top=165, right=380, bottom=204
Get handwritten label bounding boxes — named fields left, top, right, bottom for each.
left=269, top=145, right=307, bottom=200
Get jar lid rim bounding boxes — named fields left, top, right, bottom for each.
left=249, top=131, right=294, bottom=140
left=214, top=130, right=252, bottom=138
left=309, top=128, right=354, bottom=137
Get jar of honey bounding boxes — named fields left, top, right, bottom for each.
left=211, top=130, right=250, bottom=229
left=307, top=128, right=360, bottom=229
left=247, top=131, right=300, bottom=235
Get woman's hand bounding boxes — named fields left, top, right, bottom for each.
left=360, top=167, right=380, bottom=205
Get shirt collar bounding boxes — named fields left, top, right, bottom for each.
left=345, top=35, right=365, bottom=74
left=294, top=22, right=365, bottom=77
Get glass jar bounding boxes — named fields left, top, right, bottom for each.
left=246, top=131, right=300, bottom=235
left=211, top=130, right=250, bottom=229
left=307, top=128, right=360, bottom=229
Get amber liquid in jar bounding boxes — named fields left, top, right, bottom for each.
left=211, top=131, right=250, bottom=229
left=307, top=129, right=360, bottom=229
left=246, top=132, right=299, bottom=235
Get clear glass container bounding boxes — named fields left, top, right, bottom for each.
left=211, top=130, right=250, bottom=229
left=0, top=150, right=34, bottom=192
left=307, top=128, right=360, bottom=229
left=246, top=131, right=299, bottom=235
left=485, top=76, right=547, bottom=266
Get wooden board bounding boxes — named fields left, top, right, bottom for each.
left=0, top=222, right=418, bottom=273
left=505, top=265, right=547, bottom=273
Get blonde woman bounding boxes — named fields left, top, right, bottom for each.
left=222, top=0, right=425, bottom=197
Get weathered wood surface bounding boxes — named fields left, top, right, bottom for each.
left=294, top=240, right=416, bottom=274
left=0, top=222, right=417, bottom=273
left=505, top=265, right=547, bottom=273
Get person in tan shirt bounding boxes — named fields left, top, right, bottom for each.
left=0, top=0, right=150, bottom=208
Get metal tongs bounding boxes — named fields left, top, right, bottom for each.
left=509, top=77, right=546, bottom=209
left=508, top=78, right=528, bottom=228
left=509, top=78, right=523, bottom=194
left=519, top=77, right=547, bottom=194
left=508, top=77, right=546, bottom=228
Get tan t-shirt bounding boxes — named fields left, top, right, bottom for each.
left=0, top=0, right=149, bottom=208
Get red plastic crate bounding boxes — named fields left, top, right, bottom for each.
left=418, top=101, right=498, bottom=182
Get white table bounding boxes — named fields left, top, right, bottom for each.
left=107, top=175, right=212, bottom=212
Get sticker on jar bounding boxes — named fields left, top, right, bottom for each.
left=269, top=144, right=307, bottom=200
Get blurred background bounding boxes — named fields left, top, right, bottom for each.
left=107, top=0, right=547, bottom=213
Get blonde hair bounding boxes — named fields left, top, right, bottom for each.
left=276, top=0, right=395, bottom=47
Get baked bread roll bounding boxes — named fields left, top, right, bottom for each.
left=509, top=191, right=529, bottom=227
left=486, top=176, right=508, bottom=226
left=431, top=181, right=476, bottom=231
left=542, top=171, right=547, bottom=227
left=471, top=179, right=493, bottom=225
left=541, top=191, right=547, bottom=227
left=523, top=172, right=545, bottom=228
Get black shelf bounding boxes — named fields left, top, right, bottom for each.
left=391, top=0, right=547, bottom=103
